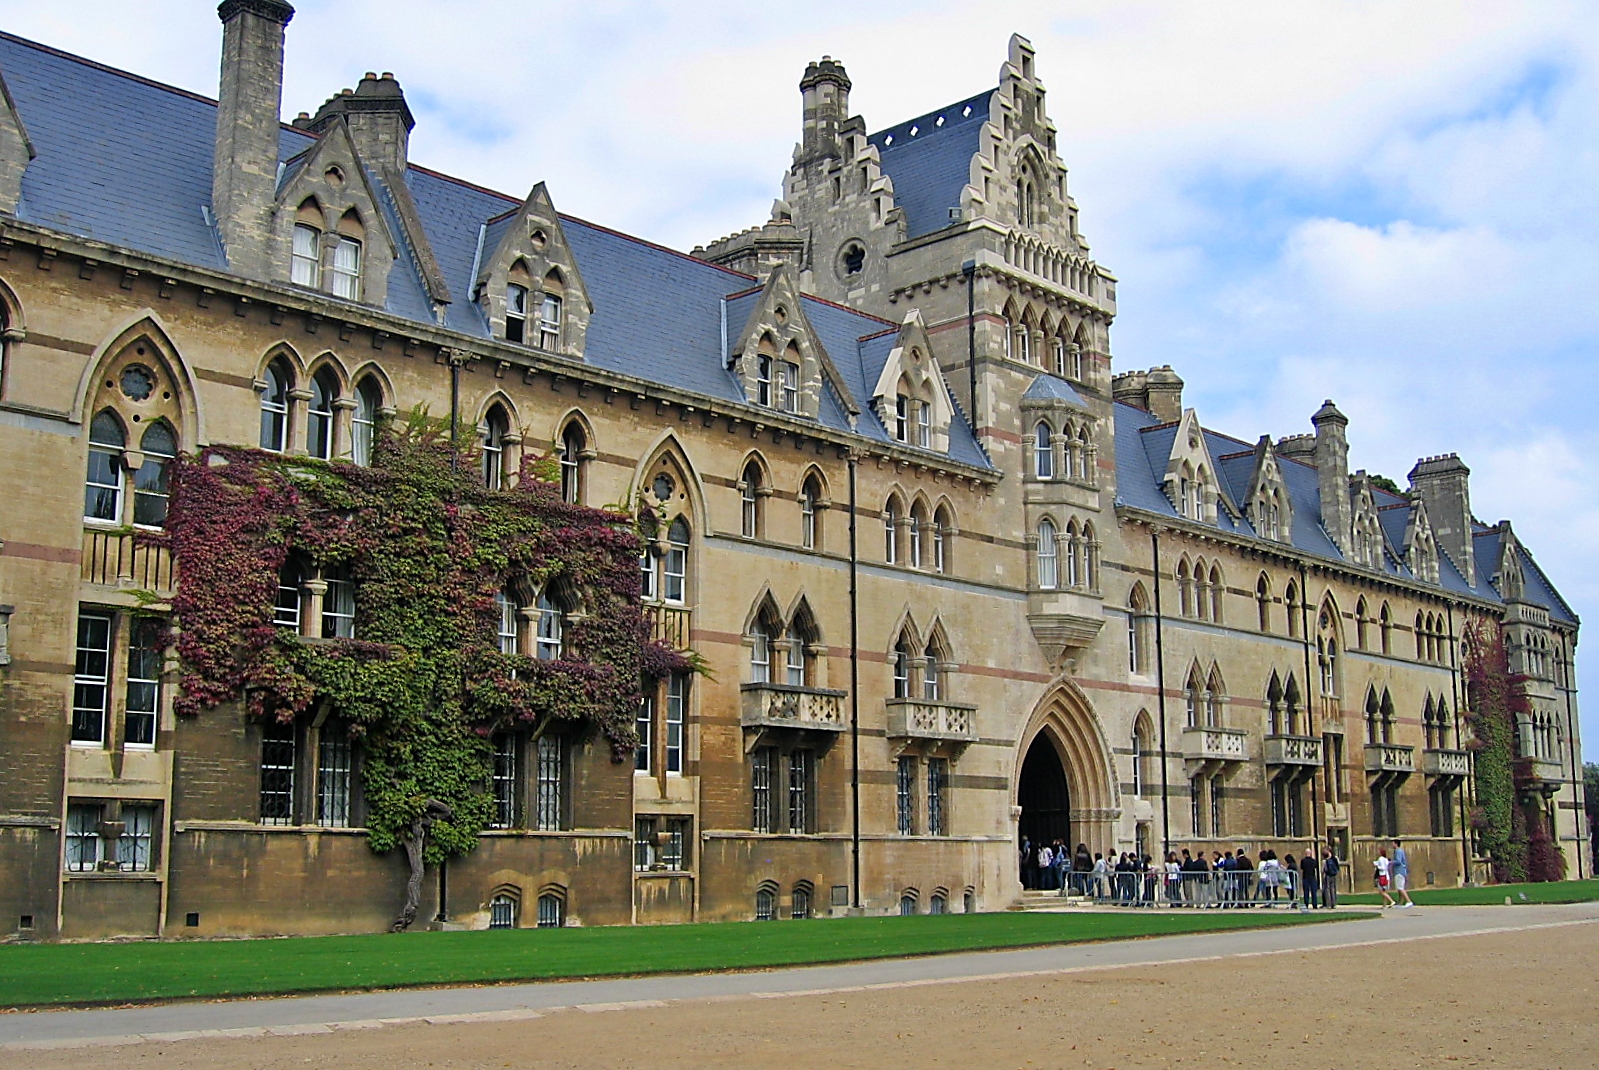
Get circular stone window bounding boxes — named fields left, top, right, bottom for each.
left=836, top=240, right=866, bottom=281
left=651, top=473, right=675, bottom=502
left=119, top=365, right=156, bottom=402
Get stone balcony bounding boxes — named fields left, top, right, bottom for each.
left=1422, top=748, right=1471, bottom=778
left=1363, top=743, right=1416, bottom=774
left=885, top=698, right=979, bottom=744
left=1517, top=756, right=1565, bottom=794
left=643, top=603, right=692, bottom=651
left=1263, top=734, right=1323, bottom=768
left=1181, top=725, right=1248, bottom=764
left=82, top=528, right=175, bottom=596
left=740, top=683, right=847, bottom=734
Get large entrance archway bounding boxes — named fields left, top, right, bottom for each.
left=1018, top=735, right=1071, bottom=849
left=1014, top=682, right=1118, bottom=864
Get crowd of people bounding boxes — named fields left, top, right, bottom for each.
left=1018, top=836, right=1382, bottom=909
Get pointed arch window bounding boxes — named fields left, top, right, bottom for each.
left=779, top=358, right=800, bottom=414
left=1379, top=603, right=1393, bottom=654
left=539, top=292, right=562, bottom=350
left=1284, top=581, right=1301, bottom=638
left=1127, top=585, right=1152, bottom=674
left=750, top=618, right=772, bottom=683
left=922, top=639, right=942, bottom=701
left=916, top=397, right=932, bottom=447
left=535, top=592, right=563, bottom=660
left=1365, top=688, right=1381, bottom=744
left=663, top=517, right=690, bottom=604
left=1036, top=518, right=1058, bottom=589
left=1208, top=565, right=1223, bottom=623
left=1034, top=422, right=1054, bottom=479
left=331, top=234, right=362, bottom=300
left=505, top=282, right=529, bottom=343
left=801, top=476, right=822, bottom=550
left=892, top=636, right=913, bottom=699
left=259, top=359, right=291, bottom=452
left=559, top=422, right=586, bottom=505
left=740, top=461, right=763, bottom=538
left=1267, top=674, right=1285, bottom=735
left=785, top=627, right=810, bottom=687
left=1284, top=675, right=1302, bottom=735
left=291, top=206, right=321, bottom=288
left=1177, top=559, right=1193, bottom=617
left=132, top=420, right=177, bottom=527
left=909, top=502, right=926, bottom=569
left=85, top=410, right=126, bottom=523
left=351, top=376, right=382, bottom=467
left=1205, top=669, right=1224, bottom=728
left=1355, top=597, right=1369, bottom=651
left=1256, top=574, right=1271, bottom=633
left=495, top=590, right=520, bottom=654
left=307, top=367, right=338, bottom=460
left=884, top=499, right=901, bottom=564
left=1184, top=666, right=1203, bottom=728
left=482, top=405, right=509, bottom=490
left=933, top=505, right=951, bottom=574
left=1064, top=520, right=1080, bottom=588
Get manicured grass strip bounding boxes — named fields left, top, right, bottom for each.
left=1342, top=877, right=1599, bottom=907
left=0, top=909, right=1356, bottom=1008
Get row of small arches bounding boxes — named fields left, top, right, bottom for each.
left=1030, top=419, right=1095, bottom=482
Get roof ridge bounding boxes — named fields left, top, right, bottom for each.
left=869, top=88, right=994, bottom=144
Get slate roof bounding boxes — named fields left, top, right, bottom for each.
left=867, top=90, right=991, bottom=240
left=1021, top=373, right=1089, bottom=407
left=0, top=30, right=992, bottom=471
left=1113, top=402, right=1575, bottom=623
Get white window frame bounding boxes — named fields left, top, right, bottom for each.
left=291, top=223, right=321, bottom=288
left=535, top=593, right=563, bottom=660
left=330, top=236, right=362, bottom=300
left=665, top=674, right=686, bottom=775
left=538, top=294, right=562, bottom=350
left=72, top=610, right=112, bottom=745
left=123, top=615, right=163, bottom=749
left=505, top=283, right=529, bottom=344
left=1036, top=520, right=1058, bottom=590
left=65, top=803, right=103, bottom=872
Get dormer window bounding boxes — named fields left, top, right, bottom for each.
left=756, top=356, right=773, bottom=407
left=894, top=394, right=908, bottom=441
left=779, top=361, right=799, bottom=413
left=917, top=401, right=931, bottom=447
left=505, top=283, right=529, bottom=344
left=539, top=292, right=562, bottom=350
left=331, top=235, right=362, bottom=300
left=291, top=222, right=321, bottom=287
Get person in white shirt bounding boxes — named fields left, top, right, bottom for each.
left=1374, top=850, right=1395, bottom=908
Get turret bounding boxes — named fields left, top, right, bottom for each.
left=797, top=57, right=851, bottom=167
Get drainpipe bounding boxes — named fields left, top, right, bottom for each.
left=848, top=450, right=861, bottom=909
left=962, top=261, right=978, bottom=424
left=448, top=350, right=461, bottom=474
left=1447, top=603, right=1471, bottom=884
left=1560, top=633, right=1584, bottom=879
left=1150, top=529, right=1171, bottom=860
left=1299, top=562, right=1317, bottom=861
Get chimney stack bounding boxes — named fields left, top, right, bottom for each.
left=1111, top=369, right=1149, bottom=410
left=1312, top=400, right=1351, bottom=553
left=1144, top=366, right=1184, bottom=423
left=798, top=57, right=851, bottom=166
left=1408, top=453, right=1475, bottom=585
left=212, top=0, right=294, bottom=280
left=299, top=70, right=415, bottom=174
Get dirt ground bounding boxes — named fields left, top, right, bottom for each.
left=28, top=922, right=1599, bottom=1070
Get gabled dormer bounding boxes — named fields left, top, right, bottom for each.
left=0, top=67, right=35, bottom=215
left=1494, top=524, right=1527, bottom=602
left=871, top=310, right=954, bottom=452
left=474, top=183, right=592, bottom=359
left=271, top=119, right=399, bottom=307
left=1163, top=409, right=1222, bottom=523
left=1348, top=472, right=1384, bottom=569
left=1243, top=435, right=1292, bottom=542
left=1402, top=498, right=1441, bottom=584
left=728, top=263, right=853, bottom=421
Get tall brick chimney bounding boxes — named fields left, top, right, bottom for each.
left=1408, top=453, right=1475, bottom=585
left=212, top=0, right=294, bottom=280
left=1312, top=400, right=1351, bottom=554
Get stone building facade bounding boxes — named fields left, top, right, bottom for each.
left=0, top=5, right=1583, bottom=939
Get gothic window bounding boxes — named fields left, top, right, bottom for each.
left=322, top=566, right=356, bottom=639
left=1034, top=422, right=1054, bottom=479
left=927, top=761, right=948, bottom=836
left=1184, top=665, right=1203, bottom=728
left=884, top=497, right=902, bottom=564
left=1365, top=688, right=1381, bottom=745
left=275, top=559, right=304, bottom=630
left=481, top=404, right=510, bottom=490
left=933, top=505, right=951, bottom=574
left=1284, top=674, right=1302, bottom=735
left=1256, top=573, right=1271, bottom=633
left=1379, top=602, right=1392, bottom=655
left=1380, top=689, right=1395, bottom=744
left=559, top=422, right=586, bottom=505
left=922, top=639, right=942, bottom=701
left=352, top=376, right=382, bottom=467
left=779, top=360, right=800, bottom=414
left=787, top=749, right=813, bottom=833
left=665, top=673, right=686, bottom=774
left=1206, top=667, right=1225, bottom=728
left=1355, top=597, right=1369, bottom=651
left=1208, top=565, right=1224, bottom=623
left=757, top=355, right=773, bottom=408
left=1177, top=558, right=1193, bottom=617
left=897, top=755, right=916, bottom=835
left=892, top=634, right=913, bottom=699
left=127, top=420, right=178, bottom=527
left=291, top=202, right=322, bottom=288
left=307, top=367, right=339, bottom=460
left=749, top=617, right=771, bottom=684
left=801, top=475, right=822, bottom=550
left=909, top=501, right=927, bottom=569
left=539, top=272, right=563, bottom=350
left=1065, top=520, right=1080, bottom=588
left=756, top=884, right=777, bottom=920
left=842, top=242, right=865, bottom=277
left=1284, top=581, right=1300, bottom=638
left=489, top=893, right=518, bottom=929
left=316, top=718, right=356, bottom=827
left=534, top=592, right=563, bottom=660
left=917, top=397, right=932, bottom=447
left=84, top=411, right=125, bottom=523
left=505, top=282, right=529, bottom=343
left=740, top=462, right=764, bottom=538
left=1127, top=584, right=1152, bottom=674
left=1036, top=518, right=1058, bottom=589
left=751, top=747, right=774, bottom=832
left=330, top=212, right=364, bottom=301
left=260, top=359, right=292, bottom=452
left=536, top=734, right=565, bottom=830
left=664, top=517, right=690, bottom=604
left=1267, top=673, right=1285, bottom=735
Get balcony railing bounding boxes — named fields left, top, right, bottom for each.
left=82, top=529, right=175, bottom=594
left=1363, top=743, right=1415, bottom=774
left=885, top=698, right=978, bottom=743
left=1422, top=748, right=1470, bottom=778
left=1518, top=756, right=1564, bottom=787
left=644, top=603, right=692, bottom=651
left=740, top=683, right=847, bottom=732
left=1263, top=734, right=1323, bottom=767
left=1181, top=725, right=1247, bottom=763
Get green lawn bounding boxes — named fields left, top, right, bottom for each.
left=1342, top=877, right=1599, bottom=907
left=0, top=909, right=1355, bottom=1009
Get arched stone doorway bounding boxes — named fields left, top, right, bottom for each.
left=1018, top=735, right=1071, bottom=849
left=1014, top=682, right=1118, bottom=865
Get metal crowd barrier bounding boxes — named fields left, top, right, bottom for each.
left=1045, top=866, right=1320, bottom=909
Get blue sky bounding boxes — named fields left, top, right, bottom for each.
left=6, top=0, right=1598, bottom=756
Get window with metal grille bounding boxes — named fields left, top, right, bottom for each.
left=791, top=885, right=811, bottom=919
left=124, top=616, right=163, bottom=748
left=118, top=804, right=155, bottom=872
left=787, top=750, right=812, bottom=833
left=260, top=721, right=297, bottom=825
left=751, top=747, right=774, bottom=833
left=65, top=803, right=102, bottom=872
left=665, top=674, right=686, bottom=774
left=537, top=892, right=563, bottom=928
left=896, top=756, right=916, bottom=835
left=929, top=893, right=947, bottom=915
left=1210, top=773, right=1225, bottom=837
left=634, top=817, right=657, bottom=870
left=490, top=733, right=517, bottom=829
left=72, top=610, right=112, bottom=744
left=927, top=758, right=948, bottom=836
left=489, top=893, right=517, bottom=929
left=1190, top=776, right=1205, bottom=837
left=661, top=817, right=689, bottom=870
left=535, top=734, right=562, bottom=831
left=317, top=721, right=353, bottom=827
left=755, top=887, right=776, bottom=921
left=899, top=893, right=917, bottom=916
left=635, top=692, right=653, bottom=773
